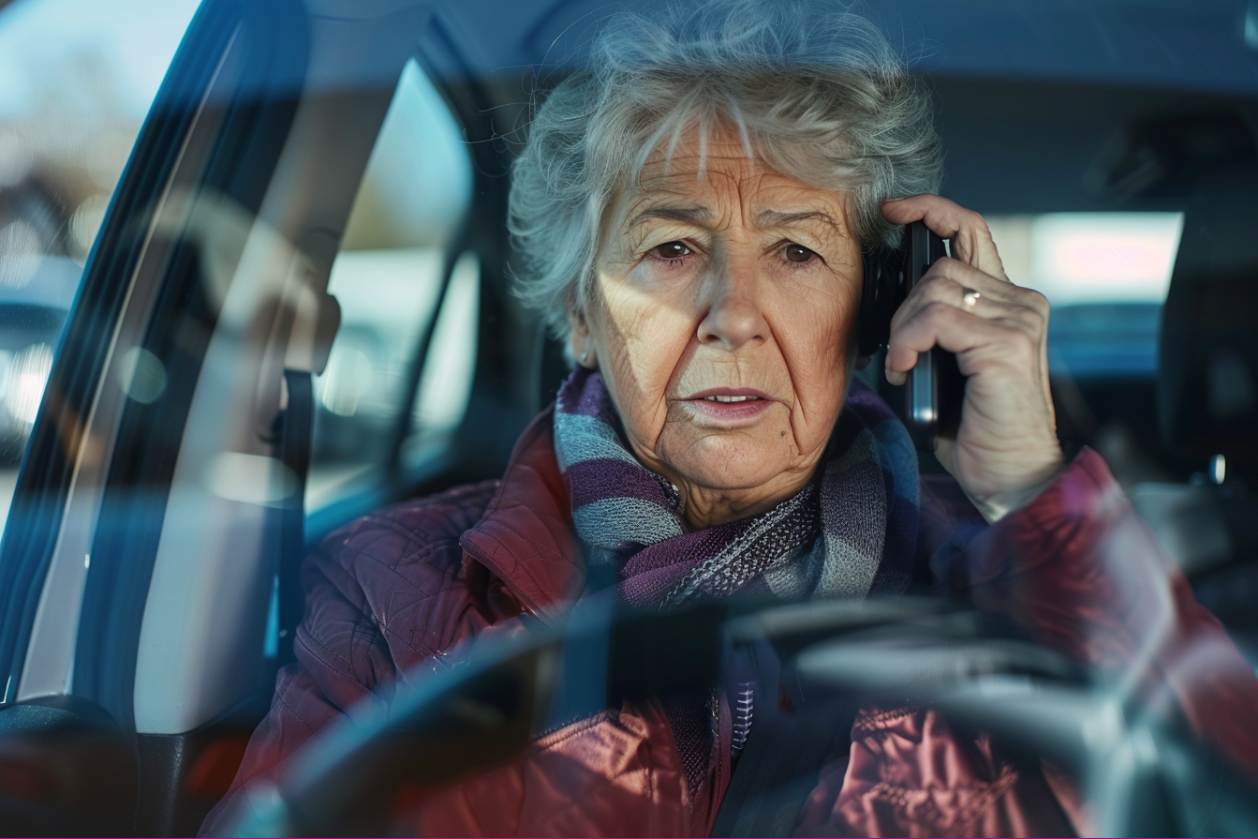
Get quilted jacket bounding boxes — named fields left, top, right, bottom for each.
left=201, top=408, right=1258, bottom=836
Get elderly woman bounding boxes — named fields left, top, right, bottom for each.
left=204, top=1, right=1258, bottom=835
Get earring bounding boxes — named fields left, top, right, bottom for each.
left=580, top=348, right=590, bottom=365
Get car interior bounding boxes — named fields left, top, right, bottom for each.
left=0, top=0, right=1256, bottom=834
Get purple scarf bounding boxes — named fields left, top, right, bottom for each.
left=553, top=368, right=920, bottom=607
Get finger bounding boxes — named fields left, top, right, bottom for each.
left=885, top=267, right=1032, bottom=386
left=886, top=302, right=1040, bottom=378
left=886, top=302, right=1058, bottom=443
left=891, top=259, right=1049, bottom=334
left=886, top=274, right=1057, bottom=431
left=888, top=265, right=1048, bottom=352
left=890, top=275, right=995, bottom=336
left=882, top=195, right=1009, bottom=281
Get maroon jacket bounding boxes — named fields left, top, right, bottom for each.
left=202, top=411, right=1258, bottom=836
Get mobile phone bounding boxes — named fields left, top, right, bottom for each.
left=899, top=222, right=963, bottom=451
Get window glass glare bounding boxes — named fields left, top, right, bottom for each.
left=987, top=213, right=1184, bottom=380
left=986, top=213, right=1184, bottom=306
left=0, top=0, right=201, bottom=533
left=307, top=60, right=473, bottom=512
left=402, top=251, right=479, bottom=468
left=340, top=61, right=471, bottom=250
left=0, top=0, right=200, bottom=120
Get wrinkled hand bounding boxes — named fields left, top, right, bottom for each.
left=881, top=195, right=1064, bottom=522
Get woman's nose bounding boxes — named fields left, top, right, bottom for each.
left=695, top=256, right=768, bottom=351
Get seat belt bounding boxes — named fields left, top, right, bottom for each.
left=710, top=645, right=856, bottom=836
left=258, top=235, right=338, bottom=665
left=711, top=695, right=854, bottom=836
left=275, top=369, right=313, bottom=665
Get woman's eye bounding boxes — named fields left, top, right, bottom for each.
left=784, top=243, right=816, bottom=264
left=653, top=241, right=692, bottom=260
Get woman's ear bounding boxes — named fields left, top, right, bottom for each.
left=567, top=306, right=596, bottom=368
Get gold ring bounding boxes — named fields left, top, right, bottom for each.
left=962, top=288, right=981, bottom=308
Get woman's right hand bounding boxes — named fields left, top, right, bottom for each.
left=881, top=194, right=1064, bottom=523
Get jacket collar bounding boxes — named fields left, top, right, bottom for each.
left=459, top=406, right=585, bottom=624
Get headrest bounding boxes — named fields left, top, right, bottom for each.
left=1158, top=165, right=1258, bottom=470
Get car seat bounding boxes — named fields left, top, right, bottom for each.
left=1129, top=164, right=1258, bottom=654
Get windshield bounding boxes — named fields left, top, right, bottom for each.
left=1, top=1, right=1256, bottom=837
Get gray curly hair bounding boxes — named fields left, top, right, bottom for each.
left=509, top=0, right=943, bottom=341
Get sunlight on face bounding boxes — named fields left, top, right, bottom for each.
left=576, top=127, right=862, bottom=509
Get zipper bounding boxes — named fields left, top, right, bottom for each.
left=731, top=680, right=754, bottom=755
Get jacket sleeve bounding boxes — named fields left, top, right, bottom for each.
left=199, top=485, right=522, bottom=836
left=197, top=542, right=397, bottom=836
left=934, top=447, right=1258, bottom=781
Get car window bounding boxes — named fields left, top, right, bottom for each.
left=0, top=0, right=202, bottom=533
left=306, top=58, right=474, bottom=513
left=987, top=212, right=1184, bottom=379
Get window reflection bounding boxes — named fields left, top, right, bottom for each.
left=307, top=60, right=474, bottom=511
left=988, top=212, right=1183, bottom=305
left=987, top=213, right=1184, bottom=380
left=0, top=0, right=201, bottom=530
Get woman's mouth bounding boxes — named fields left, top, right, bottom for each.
left=702, top=394, right=759, bottom=403
left=682, top=388, right=774, bottom=425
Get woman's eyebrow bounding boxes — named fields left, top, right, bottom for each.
left=628, top=206, right=712, bottom=228
left=756, top=209, right=840, bottom=229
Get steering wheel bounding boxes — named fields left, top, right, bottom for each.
left=217, top=596, right=1258, bottom=837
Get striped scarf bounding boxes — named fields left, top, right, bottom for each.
left=553, top=368, right=920, bottom=607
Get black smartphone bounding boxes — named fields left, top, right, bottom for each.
left=898, top=222, right=963, bottom=451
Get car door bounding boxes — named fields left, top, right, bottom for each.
left=0, top=0, right=534, bottom=832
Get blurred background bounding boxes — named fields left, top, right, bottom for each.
left=0, top=0, right=202, bottom=528
left=0, top=0, right=484, bottom=527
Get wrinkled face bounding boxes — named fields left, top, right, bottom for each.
left=572, top=128, right=863, bottom=501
